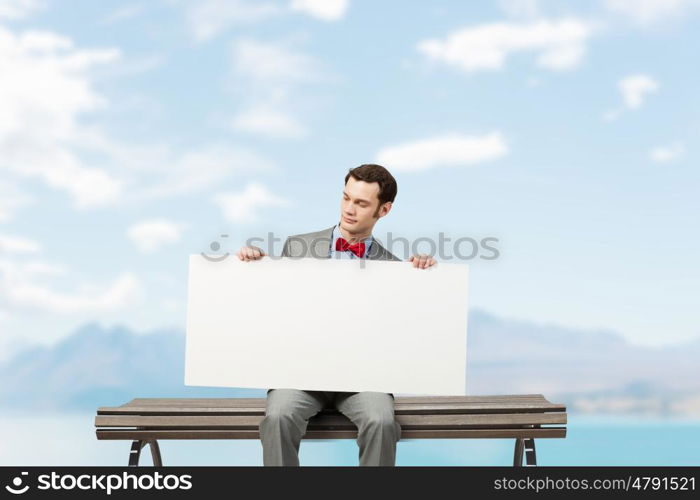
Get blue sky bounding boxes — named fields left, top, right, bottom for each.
left=0, top=0, right=698, bottom=358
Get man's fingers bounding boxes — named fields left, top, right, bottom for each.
left=243, top=246, right=266, bottom=261
left=408, top=254, right=437, bottom=269
left=410, top=254, right=425, bottom=268
left=236, top=246, right=264, bottom=261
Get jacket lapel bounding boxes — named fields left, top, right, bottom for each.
left=310, top=225, right=334, bottom=258
left=366, top=238, right=390, bottom=260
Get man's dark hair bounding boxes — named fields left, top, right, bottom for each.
left=344, top=164, right=397, bottom=206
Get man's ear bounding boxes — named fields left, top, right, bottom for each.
left=379, top=201, right=392, bottom=218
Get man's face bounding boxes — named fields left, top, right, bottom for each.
left=339, top=176, right=391, bottom=235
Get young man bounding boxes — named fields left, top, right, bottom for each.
left=237, top=163, right=436, bottom=466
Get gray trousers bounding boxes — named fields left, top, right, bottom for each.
left=259, top=388, right=401, bottom=466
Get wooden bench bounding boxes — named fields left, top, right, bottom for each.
left=95, top=394, right=566, bottom=467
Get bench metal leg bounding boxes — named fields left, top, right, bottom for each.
left=513, top=438, right=537, bottom=466
left=128, top=439, right=163, bottom=467
left=149, top=440, right=163, bottom=466
left=128, top=440, right=144, bottom=466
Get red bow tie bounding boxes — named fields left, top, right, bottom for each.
left=336, top=237, right=366, bottom=258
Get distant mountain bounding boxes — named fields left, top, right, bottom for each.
left=467, top=311, right=700, bottom=394
left=1, top=311, right=698, bottom=415
left=465, top=312, right=700, bottom=416
left=0, top=322, right=263, bottom=411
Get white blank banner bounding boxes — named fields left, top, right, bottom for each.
left=184, top=255, right=469, bottom=395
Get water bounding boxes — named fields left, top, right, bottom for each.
left=0, top=412, right=697, bottom=466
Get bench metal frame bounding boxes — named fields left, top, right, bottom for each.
left=96, top=394, right=565, bottom=467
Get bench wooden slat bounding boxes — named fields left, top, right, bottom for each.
left=98, top=402, right=566, bottom=416
left=96, top=427, right=566, bottom=440
left=122, top=394, right=550, bottom=408
left=101, top=395, right=564, bottom=417
left=397, top=395, right=549, bottom=403
left=95, top=412, right=566, bottom=429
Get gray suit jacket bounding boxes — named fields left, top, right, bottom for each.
left=281, top=224, right=402, bottom=261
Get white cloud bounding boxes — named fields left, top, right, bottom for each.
left=0, top=0, right=43, bottom=19
left=232, top=38, right=323, bottom=84
left=0, top=232, right=40, bottom=254
left=375, top=132, right=509, bottom=172
left=0, top=257, right=141, bottom=314
left=0, top=26, right=124, bottom=208
left=6, top=271, right=140, bottom=314
left=603, top=74, right=659, bottom=121
left=0, top=231, right=141, bottom=317
left=125, top=144, right=275, bottom=200
left=0, top=180, right=32, bottom=222
left=229, top=38, right=326, bottom=140
left=179, top=0, right=351, bottom=41
left=127, top=219, right=185, bottom=253
left=604, top=0, right=700, bottom=26
left=184, top=0, right=281, bottom=42
left=10, top=147, right=124, bottom=207
left=290, top=0, right=349, bottom=21
left=0, top=25, right=214, bottom=209
left=66, top=136, right=275, bottom=202
left=619, top=74, right=659, bottom=109
left=101, top=4, right=144, bottom=24
left=213, top=182, right=290, bottom=223
left=180, top=0, right=352, bottom=40
left=19, top=260, right=66, bottom=276
left=231, top=107, right=307, bottom=139
left=417, top=18, right=595, bottom=73
left=650, top=142, right=685, bottom=163
left=499, top=0, right=541, bottom=19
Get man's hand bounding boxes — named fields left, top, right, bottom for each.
left=237, top=246, right=266, bottom=261
left=408, top=253, right=437, bottom=269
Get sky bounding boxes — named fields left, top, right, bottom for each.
left=0, top=0, right=698, bottom=358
